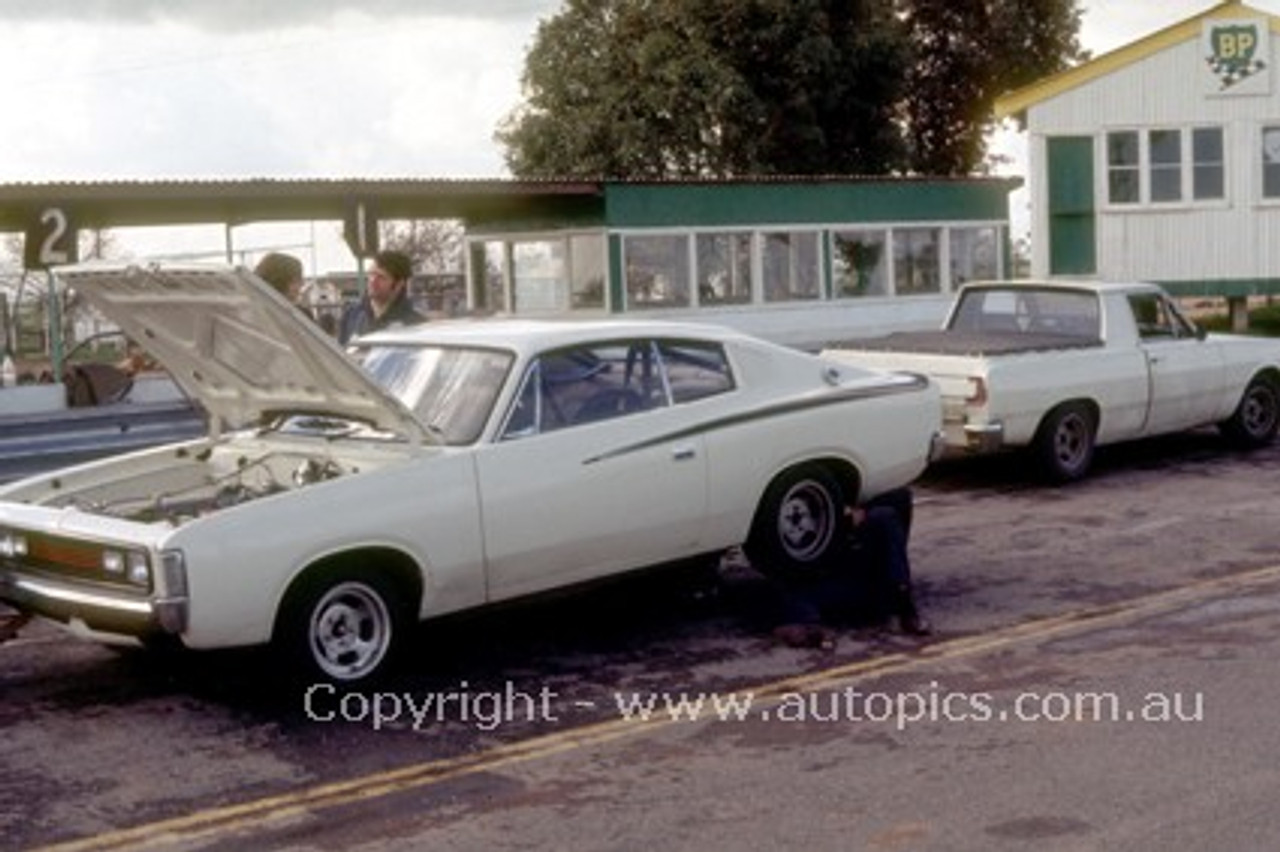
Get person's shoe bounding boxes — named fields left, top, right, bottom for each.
left=0, top=612, right=29, bottom=643
left=772, top=623, right=836, bottom=649
left=898, top=611, right=932, bottom=636
left=893, top=586, right=931, bottom=636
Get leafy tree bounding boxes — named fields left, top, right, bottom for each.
left=900, top=0, right=1084, bottom=175
left=498, top=0, right=1083, bottom=178
left=497, top=0, right=910, bottom=177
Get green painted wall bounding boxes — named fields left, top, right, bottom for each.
left=1159, top=278, right=1280, bottom=298
left=602, top=180, right=1017, bottom=228
left=463, top=178, right=1017, bottom=235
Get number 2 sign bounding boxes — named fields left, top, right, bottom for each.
left=23, top=206, right=79, bottom=270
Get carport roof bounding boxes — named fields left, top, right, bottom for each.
left=0, top=177, right=605, bottom=231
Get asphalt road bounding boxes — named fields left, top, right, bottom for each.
left=3, top=428, right=1280, bottom=851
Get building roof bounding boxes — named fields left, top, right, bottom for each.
left=0, top=174, right=1019, bottom=233
left=994, top=1, right=1280, bottom=120
left=0, top=177, right=603, bottom=232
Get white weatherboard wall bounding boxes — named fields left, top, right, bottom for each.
left=1018, top=5, right=1280, bottom=286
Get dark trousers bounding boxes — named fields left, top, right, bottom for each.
left=774, top=488, right=915, bottom=626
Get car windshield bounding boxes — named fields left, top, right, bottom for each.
left=351, top=344, right=514, bottom=445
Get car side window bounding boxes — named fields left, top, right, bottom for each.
left=1130, top=293, right=1181, bottom=339
left=657, top=340, right=735, bottom=403
left=499, top=340, right=672, bottom=439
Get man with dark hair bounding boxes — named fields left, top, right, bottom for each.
left=338, top=249, right=426, bottom=344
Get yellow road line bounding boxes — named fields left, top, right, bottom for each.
left=38, top=562, right=1280, bottom=852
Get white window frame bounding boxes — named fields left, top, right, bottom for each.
left=1260, top=123, right=1280, bottom=203
left=1102, top=125, right=1228, bottom=209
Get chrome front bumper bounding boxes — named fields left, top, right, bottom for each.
left=0, top=566, right=188, bottom=637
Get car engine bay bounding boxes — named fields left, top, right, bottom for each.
left=27, top=444, right=358, bottom=526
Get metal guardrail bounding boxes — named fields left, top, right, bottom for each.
left=0, top=400, right=206, bottom=485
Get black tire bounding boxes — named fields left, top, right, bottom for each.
left=1219, top=375, right=1280, bottom=449
left=1033, top=402, right=1096, bottom=484
left=745, top=465, right=848, bottom=578
left=276, top=570, right=409, bottom=684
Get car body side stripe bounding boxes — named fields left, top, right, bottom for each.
left=582, top=374, right=930, bottom=465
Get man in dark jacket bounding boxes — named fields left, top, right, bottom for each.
left=338, top=249, right=427, bottom=344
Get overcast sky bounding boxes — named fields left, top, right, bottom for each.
left=1, top=0, right=1275, bottom=267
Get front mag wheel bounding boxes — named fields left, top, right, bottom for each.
left=1220, top=375, right=1280, bottom=449
left=279, top=572, right=408, bottom=684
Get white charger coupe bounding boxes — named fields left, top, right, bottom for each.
left=0, top=263, right=940, bottom=682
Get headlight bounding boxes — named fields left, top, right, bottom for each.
left=0, top=529, right=29, bottom=558
left=102, top=548, right=152, bottom=587
left=102, top=549, right=125, bottom=575
left=126, top=552, right=151, bottom=587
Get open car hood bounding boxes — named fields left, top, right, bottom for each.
left=56, top=263, right=431, bottom=442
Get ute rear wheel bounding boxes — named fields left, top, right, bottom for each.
left=1034, top=402, right=1096, bottom=484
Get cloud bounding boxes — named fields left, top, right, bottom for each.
left=0, top=0, right=560, bottom=183
left=0, top=0, right=558, bottom=31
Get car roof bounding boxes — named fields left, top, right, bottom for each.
left=961, top=279, right=1164, bottom=295
left=356, top=317, right=756, bottom=354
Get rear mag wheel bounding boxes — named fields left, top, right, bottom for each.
left=746, top=465, right=847, bottom=578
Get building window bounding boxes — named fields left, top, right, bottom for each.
left=761, top=231, right=820, bottom=302
left=831, top=230, right=888, bottom=297
left=1109, top=126, right=1227, bottom=206
left=695, top=232, right=753, bottom=305
left=1149, top=129, right=1182, bottom=202
left=893, top=228, right=941, bottom=295
left=1107, top=131, right=1141, bottom=204
left=512, top=240, right=567, bottom=312
left=1264, top=126, right=1280, bottom=199
left=480, top=241, right=508, bottom=312
left=624, top=235, right=690, bottom=308
left=569, top=234, right=606, bottom=309
left=950, top=226, right=1001, bottom=286
left=1192, top=127, right=1225, bottom=200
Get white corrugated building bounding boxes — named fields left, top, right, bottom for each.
left=996, top=0, right=1280, bottom=327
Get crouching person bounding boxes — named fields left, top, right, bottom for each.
left=760, top=487, right=932, bottom=647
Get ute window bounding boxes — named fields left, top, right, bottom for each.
left=1130, top=293, right=1198, bottom=340
left=952, top=289, right=1100, bottom=339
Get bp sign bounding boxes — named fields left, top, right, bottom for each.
left=1204, top=19, right=1270, bottom=94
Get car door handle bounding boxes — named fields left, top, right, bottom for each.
left=671, top=444, right=697, bottom=461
